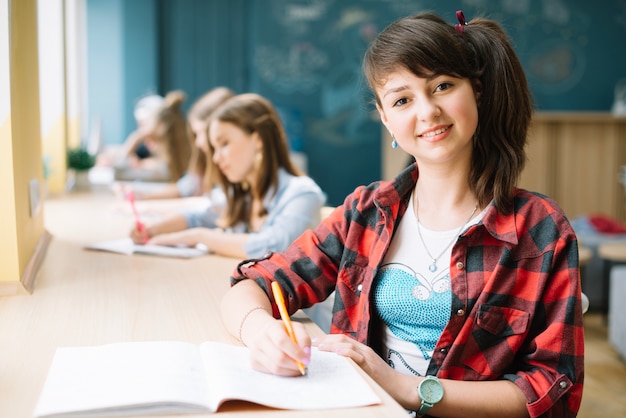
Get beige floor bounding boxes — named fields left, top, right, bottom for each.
left=579, top=313, right=626, bottom=417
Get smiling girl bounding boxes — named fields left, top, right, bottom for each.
left=220, top=11, right=584, bottom=418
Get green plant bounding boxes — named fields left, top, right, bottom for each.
left=67, top=148, right=96, bottom=171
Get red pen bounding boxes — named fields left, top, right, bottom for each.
left=126, top=191, right=148, bottom=244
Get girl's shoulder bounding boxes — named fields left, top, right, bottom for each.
left=277, top=170, right=326, bottom=201
left=347, top=166, right=415, bottom=209
left=512, top=188, right=576, bottom=236
left=513, top=188, right=567, bottom=218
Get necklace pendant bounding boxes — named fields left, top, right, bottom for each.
left=428, top=261, right=437, bottom=272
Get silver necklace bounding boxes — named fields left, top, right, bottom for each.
left=415, top=194, right=478, bottom=273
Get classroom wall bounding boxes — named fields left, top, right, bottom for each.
left=0, top=0, right=46, bottom=294
left=85, top=0, right=626, bottom=206
left=86, top=0, right=124, bottom=147
left=85, top=0, right=247, bottom=147
left=122, top=0, right=159, bottom=138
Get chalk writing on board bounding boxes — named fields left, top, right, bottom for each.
left=527, top=39, right=586, bottom=94
left=255, top=43, right=329, bottom=94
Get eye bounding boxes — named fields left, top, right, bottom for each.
left=392, top=97, right=409, bottom=107
left=435, top=82, right=453, bottom=92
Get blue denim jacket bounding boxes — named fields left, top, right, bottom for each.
left=182, top=168, right=326, bottom=258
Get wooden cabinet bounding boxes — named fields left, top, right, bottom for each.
left=521, top=113, right=626, bottom=223
left=382, top=112, right=626, bottom=222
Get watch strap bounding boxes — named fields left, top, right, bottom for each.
left=417, top=399, right=435, bottom=416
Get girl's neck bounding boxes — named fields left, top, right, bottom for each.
left=415, top=166, right=472, bottom=205
left=414, top=167, right=478, bottom=230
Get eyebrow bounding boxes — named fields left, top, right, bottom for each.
left=382, top=85, right=409, bottom=100
left=381, top=74, right=441, bottom=99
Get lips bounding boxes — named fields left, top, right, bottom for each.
left=419, top=125, right=451, bottom=138
left=417, top=125, right=452, bottom=143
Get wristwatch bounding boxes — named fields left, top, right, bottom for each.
left=417, top=375, right=444, bottom=416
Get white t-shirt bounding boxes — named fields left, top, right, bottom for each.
left=373, top=193, right=485, bottom=376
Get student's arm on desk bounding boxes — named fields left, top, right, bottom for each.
left=222, top=281, right=529, bottom=417
left=150, top=227, right=256, bottom=259
left=220, top=279, right=312, bottom=377
left=130, top=213, right=188, bottom=244
left=312, top=334, right=529, bottom=417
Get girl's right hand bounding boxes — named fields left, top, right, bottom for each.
left=129, top=224, right=150, bottom=244
left=244, top=315, right=312, bottom=377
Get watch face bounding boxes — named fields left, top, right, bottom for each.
left=420, top=378, right=444, bottom=403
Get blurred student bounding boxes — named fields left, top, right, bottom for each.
left=122, top=94, right=164, bottom=161
left=114, top=90, right=192, bottom=183
left=125, top=87, right=235, bottom=201
left=130, top=93, right=326, bottom=259
left=96, top=94, right=162, bottom=168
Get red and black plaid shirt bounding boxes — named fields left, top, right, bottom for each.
left=232, top=164, right=584, bottom=418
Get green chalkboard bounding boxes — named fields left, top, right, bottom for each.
left=244, top=0, right=626, bottom=204
left=93, top=0, right=626, bottom=205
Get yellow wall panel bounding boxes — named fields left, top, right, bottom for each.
left=42, top=113, right=68, bottom=194
left=0, top=0, right=46, bottom=292
left=0, top=116, right=19, bottom=282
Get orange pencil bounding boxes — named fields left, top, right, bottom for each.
left=126, top=191, right=148, bottom=244
left=271, top=281, right=307, bottom=376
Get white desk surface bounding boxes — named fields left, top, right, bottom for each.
left=0, top=189, right=406, bottom=417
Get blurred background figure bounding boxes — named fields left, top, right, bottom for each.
left=130, top=93, right=326, bottom=259
left=122, top=86, right=236, bottom=202
left=98, top=90, right=192, bottom=184
left=124, top=94, right=165, bottom=161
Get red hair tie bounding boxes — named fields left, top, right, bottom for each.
left=455, top=10, right=467, bottom=33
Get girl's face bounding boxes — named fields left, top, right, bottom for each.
left=208, top=120, right=262, bottom=184
left=376, top=67, right=479, bottom=168
left=189, top=118, right=209, bottom=154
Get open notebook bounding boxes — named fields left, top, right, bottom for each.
left=85, top=238, right=209, bottom=259
left=34, top=340, right=381, bottom=417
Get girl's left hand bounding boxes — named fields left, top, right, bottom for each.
left=313, top=334, right=416, bottom=409
left=312, top=334, right=393, bottom=382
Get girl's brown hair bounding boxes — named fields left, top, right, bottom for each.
left=186, top=87, right=235, bottom=193
left=154, top=90, right=192, bottom=181
left=363, top=12, right=533, bottom=213
left=206, top=93, right=302, bottom=228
